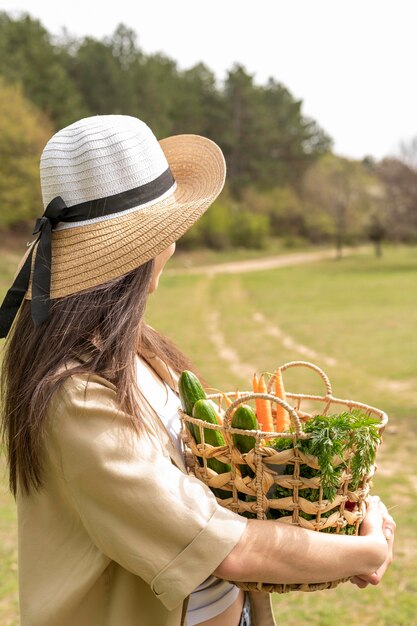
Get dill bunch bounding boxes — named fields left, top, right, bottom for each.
left=270, top=409, right=381, bottom=502
left=298, top=409, right=381, bottom=501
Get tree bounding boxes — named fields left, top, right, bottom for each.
left=221, top=65, right=261, bottom=192
left=302, top=154, right=374, bottom=257
left=0, top=78, right=53, bottom=227
left=241, top=185, right=306, bottom=239
left=0, top=12, right=86, bottom=128
left=220, top=67, right=332, bottom=195
left=170, top=63, right=222, bottom=138
left=131, top=52, right=180, bottom=137
left=110, top=24, right=140, bottom=71
left=254, top=78, right=331, bottom=192
left=376, top=156, right=417, bottom=242
left=0, top=10, right=345, bottom=247
left=398, top=135, right=417, bottom=172
left=368, top=213, right=387, bottom=257
left=66, top=37, right=131, bottom=115
left=62, top=24, right=142, bottom=118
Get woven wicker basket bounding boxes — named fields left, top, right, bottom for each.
left=179, top=361, right=388, bottom=594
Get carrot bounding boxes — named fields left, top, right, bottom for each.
left=274, top=369, right=290, bottom=431
left=252, top=373, right=260, bottom=424
left=255, top=374, right=274, bottom=432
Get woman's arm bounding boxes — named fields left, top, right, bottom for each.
left=214, top=496, right=395, bottom=585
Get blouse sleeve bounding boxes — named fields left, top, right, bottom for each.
left=48, top=373, right=247, bottom=611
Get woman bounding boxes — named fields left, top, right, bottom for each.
left=0, top=115, right=395, bottom=626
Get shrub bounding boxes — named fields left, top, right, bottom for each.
left=199, top=200, right=234, bottom=250
left=0, top=77, right=52, bottom=227
left=231, top=209, right=270, bottom=249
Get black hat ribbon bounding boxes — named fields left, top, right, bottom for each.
left=0, top=196, right=67, bottom=338
left=0, top=167, right=175, bottom=338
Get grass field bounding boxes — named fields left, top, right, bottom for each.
left=1, top=244, right=417, bottom=625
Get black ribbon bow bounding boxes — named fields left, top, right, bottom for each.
left=0, top=196, right=67, bottom=338
left=0, top=167, right=176, bottom=338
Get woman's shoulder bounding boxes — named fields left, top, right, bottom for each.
left=44, top=362, right=148, bottom=484
left=46, top=361, right=139, bottom=473
left=48, top=359, right=119, bottom=422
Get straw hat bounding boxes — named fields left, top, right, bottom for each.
left=0, top=115, right=226, bottom=336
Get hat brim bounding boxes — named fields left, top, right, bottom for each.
left=24, top=134, right=226, bottom=300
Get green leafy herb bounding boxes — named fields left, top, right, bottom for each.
left=272, top=409, right=381, bottom=502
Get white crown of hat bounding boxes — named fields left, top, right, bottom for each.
left=40, top=115, right=176, bottom=230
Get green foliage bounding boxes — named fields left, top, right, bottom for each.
left=220, top=67, right=332, bottom=194
left=376, top=157, right=417, bottom=243
left=0, top=10, right=415, bottom=249
left=0, top=12, right=86, bottom=127
left=171, top=63, right=221, bottom=136
left=242, top=186, right=307, bottom=238
left=66, top=37, right=134, bottom=115
left=265, top=410, right=381, bottom=533
left=199, top=200, right=233, bottom=249
left=179, top=192, right=270, bottom=251
left=134, top=54, right=181, bottom=137
left=304, top=207, right=335, bottom=243
left=230, top=209, right=269, bottom=249
left=0, top=78, right=53, bottom=226
left=176, top=219, right=204, bottom=250
left=301, top=153, right=380, bottom=252
left=0, top=12, right=330, bottom=162
left=300, top=410, right=380, bottom=500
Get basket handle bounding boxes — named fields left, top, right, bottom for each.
left=268, top=360, right=333, bottom=397
left=223, top=392, right=305, bottom=437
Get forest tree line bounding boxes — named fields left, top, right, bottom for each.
left=0, top=11, right=416, bottom=253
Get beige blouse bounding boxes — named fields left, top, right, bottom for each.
left=16, top=352, right=276, bottom=626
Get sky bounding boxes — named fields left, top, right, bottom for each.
left=1, top=0, right=416, bottom=161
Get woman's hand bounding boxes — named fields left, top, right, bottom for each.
left=215, top=496, right=396, bottom=586
left=350, top=496, right=396, bottom=589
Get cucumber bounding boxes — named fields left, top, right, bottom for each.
left=179, top=370, right=206, bottom=415
left=232, top=405, right=258, bottom=452
left=232, top=404, right=258, bottom=478
left=179, top=370, right=206, bottom=441
left=192, top=399, right=230, bottom=475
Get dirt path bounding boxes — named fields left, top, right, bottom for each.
left=167, top=246, right=370, bottom=277
left=206, top=309, right=255, bottom=380
left=193, top=250, right=417, bottom=406
left=252, top=312, right=338, bottom=367
left=207, top=305, right=417, bottom=407
left=194, top=247, right=347, bottom=378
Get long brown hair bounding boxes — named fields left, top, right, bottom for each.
left=1, top=259, right=195, bottom=497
